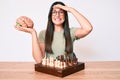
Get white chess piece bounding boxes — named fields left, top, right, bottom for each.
left=60, top=62, right=63, bottom=69
left=46, top=58, right=49, bottom=66
left=42, top=58, right=46, bottom=65
left=49, top=57, right=54, bottom=67
left=63, top=62, right=67, bottom=68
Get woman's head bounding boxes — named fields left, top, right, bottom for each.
left=45, top=1, right=73, bottom=54
left=48, top=1, right=69, bottom=27
left=52, top=6, right=65, bottom=26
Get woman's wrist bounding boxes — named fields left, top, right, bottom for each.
left=31, top=28, right=37, bottom=35
left=69, top=7, right=75, bottom=13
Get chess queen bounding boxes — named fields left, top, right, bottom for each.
left=15, top=1, right=93, bottom=63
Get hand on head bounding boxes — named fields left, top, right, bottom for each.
left=53, top=4, right=71, bottom=12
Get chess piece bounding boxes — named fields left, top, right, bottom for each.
left=57, top=60, right=61, bottom=68
left=42, top=58, right=47, bottom=65
left=63, top=61, right=67, bottom=68
left=73, top=57, right=78, bottom=65
left=46, top=58, right=50, bottom=66
left=49, top=57, right=54, bottom=67
left=35, top=54, right=85, bottom=77
left=54, top=59, right=58, bottom=68
left=60, top=61, right=63, bottom=69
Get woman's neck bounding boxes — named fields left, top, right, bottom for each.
left=54, top=25, right=63, bottom=32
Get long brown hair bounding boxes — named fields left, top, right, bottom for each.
left=45, top=1, right=73, bottom=54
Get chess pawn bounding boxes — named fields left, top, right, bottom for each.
left=54, top=60, right=60, bottom=68
left=54, top=59, right=58, bottom=68
left=60, top=61, right=63, bottom=69
left=46, top=58, right=50, bottom=66
left=51, top=61, right=55, bottom=67
left=49, top=57, right=54, bottom=67
left=57, top=60, right=61, bottom=68
left=63, top=61, right=67, bottom=68
left=50, top=62, right=54, bottom=67
left=42, top=58, right=46, bottom=65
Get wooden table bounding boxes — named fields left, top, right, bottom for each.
left=0, top=61, right=120, bottom=80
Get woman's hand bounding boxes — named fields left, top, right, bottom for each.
left=15, top=16, right=35, bottom=34
left=16, top=16, right=34, bottom=28
left=15, top=25, right=35, bottom=34
left=53, top=4, right=72, bottom=12
left=54, top=4, right=93, bottom=38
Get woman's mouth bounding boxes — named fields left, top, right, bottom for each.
left=55, top=18, right=61, bottom=22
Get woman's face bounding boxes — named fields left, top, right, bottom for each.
left=52, top=7, right=65, bottom=26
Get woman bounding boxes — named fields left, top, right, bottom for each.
left=15, top=1, right=93, bottom=63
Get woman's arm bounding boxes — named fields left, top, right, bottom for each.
left=69, top=7, right=93, bottom=38
left=31, top=30, right=44, bottom=63
left=54, top=5, right=93, bottom=38
left=15, top=16, right=44, bottom=63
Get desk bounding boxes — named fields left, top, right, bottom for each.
left=0, top=61, right=120, bottom=80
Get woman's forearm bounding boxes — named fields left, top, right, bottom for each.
left=70, top=7, right=93, bottom=32
left=31, top=30, right=43, bottom=63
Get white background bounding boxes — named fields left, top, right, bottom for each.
left=0, top=0, right=120, bottom=62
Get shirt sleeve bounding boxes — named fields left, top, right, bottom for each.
left=70, top=27, right=80, bottom=42
left=38, top=30, right=46, bottom=43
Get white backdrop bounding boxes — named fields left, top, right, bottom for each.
left=0, top=0, right=120, bottom=62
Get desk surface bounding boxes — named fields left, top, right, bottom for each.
left=0, top=61, right=120, bottom=80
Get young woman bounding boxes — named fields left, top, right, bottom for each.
left=15, top=1, right=93, bottom=63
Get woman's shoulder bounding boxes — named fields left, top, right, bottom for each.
left=40, top=29, right=46, bottom=33
left=70, top=27, right=78, bottom=33
left=39, top=29, right=46, bottom=35
left=70, top=27, right=80, bottom=41
left=38, top=29, right=46, bottom=40
left=38, top=29, right=46, bottom=42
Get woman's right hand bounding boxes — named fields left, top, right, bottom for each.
left=15, top=16, right=35, bottom=34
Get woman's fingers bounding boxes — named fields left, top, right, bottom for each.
left=16, top=17, right=27, bottom=27
left=15, top=25, right=33, bottom=33
left=16, top=16, right=34, bottom=28
left=24, top=17, right=34, bottom=28
left=53, top=4, right=70, bottom=12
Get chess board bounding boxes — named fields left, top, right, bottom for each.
left=35, top=62, right=85, bottom=77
